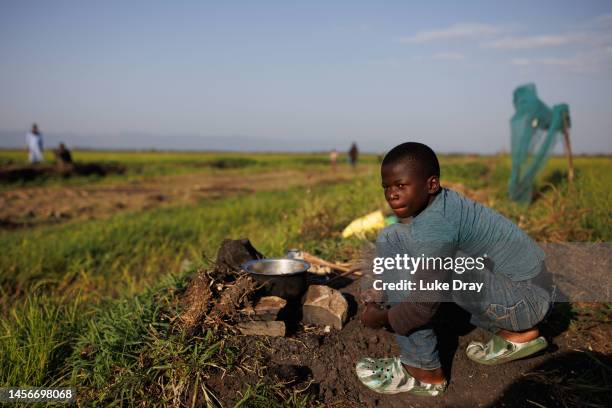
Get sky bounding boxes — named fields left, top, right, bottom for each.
left=1, top=0, right=611, bottom=153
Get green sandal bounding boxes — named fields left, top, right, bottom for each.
left=355, top=357, right=447, bottom=396
left=466, top=334, right=547, bottom=365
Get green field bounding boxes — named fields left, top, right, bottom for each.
left=0, top=151, right=610, bottom=406
left=0, top=149, right=379, bottom=189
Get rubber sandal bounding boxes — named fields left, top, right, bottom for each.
left=355, top=357, right=447, bottom=396
left=466, top=334, right=548, bottom=365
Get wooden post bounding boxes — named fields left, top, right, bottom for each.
left=561, top=114, right=574, bottom=184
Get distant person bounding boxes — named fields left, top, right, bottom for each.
left=54, top=143, right=73, bottom=165
left=330, top=149, right=338, bottom=170
left=26, top=123, right=44, bottom=163
left=348, top=142, right=359, bottom=168
left=54, top=142, right=73, bottom=173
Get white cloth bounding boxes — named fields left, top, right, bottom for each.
left=26, top=132, right=44, bottom=163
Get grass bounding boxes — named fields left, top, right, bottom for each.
left=0, top=149, right=380, bottom=189
left=0, top=173, right=382, bottom=299
left=486, top=156, right=611, bottom=241
left=0, top=290, right=84, bottom=387
left=0, top=151, right=610, bottom=406
left=235, top=381, right=314, bottom=408
left=69, top=271, right=237, bottom=406
left=0, top=163, right=384, bottom=405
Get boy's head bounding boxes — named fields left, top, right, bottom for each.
left=381, top=142, right=440, bottom=218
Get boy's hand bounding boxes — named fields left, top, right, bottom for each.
left=359, top=288, right=384, bottom=305
left=360, top=303, right=389, bottom=329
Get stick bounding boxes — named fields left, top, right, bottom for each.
left=561, top=114, right=574, bottom=184
left=326, top=267, right=362, bottom=283
left=301, top=251, right=351, bottom=273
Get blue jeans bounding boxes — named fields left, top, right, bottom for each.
left=395, top=269, right=552, bottom=370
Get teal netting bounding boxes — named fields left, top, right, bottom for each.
left=509, top=83, right=570, bottom=203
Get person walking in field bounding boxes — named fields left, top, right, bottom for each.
left=356, top=142, right=552, bottom=397
left=330, top=149, right=338, bottom=170
left=54, top=142, right=73, bottom=173
left=349, top=142, right=359, bottom=168
left=54, top=143, right=73, bottom=165
left=26, top=123, right=44, bottom=163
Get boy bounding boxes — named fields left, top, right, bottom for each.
left=356, top=142, right=551, bottom=396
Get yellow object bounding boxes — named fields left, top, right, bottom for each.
left=342, top=210, right=385, bottom=238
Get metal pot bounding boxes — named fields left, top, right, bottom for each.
left=242, top=258, right=310, bottom=300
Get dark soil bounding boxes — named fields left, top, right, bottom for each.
left=207, top=277, right=612, bottom=407
left=178, top=240, right=611, bottom=407
left=0, top=162, right=125, bottom=183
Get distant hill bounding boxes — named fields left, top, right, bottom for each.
left=0, top=130, right=332, bottom=152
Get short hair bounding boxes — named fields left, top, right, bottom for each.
left=382, top=142, right=440, bottom=178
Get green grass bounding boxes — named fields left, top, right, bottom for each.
left=0, top=173, right=383, bottom=298
left=235, top=381, right=314, bottom=408
left=68, top=271, right=237, bottom=406
left=0, top=152, right=610, bottom=406
left=0, top=167, right=384, bottom=405
left=486, top=156, right=611, bottom=241
left=0, top=290, right=84, bottom=387
left=0, top=149, right=380, bottom=189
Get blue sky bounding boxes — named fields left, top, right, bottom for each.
left=1, top=0, right=611, bottom=153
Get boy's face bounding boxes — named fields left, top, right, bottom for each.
left=381, top=161, right=439, bottom=218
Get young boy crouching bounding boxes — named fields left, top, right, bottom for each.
left=356, top=142, right=552, bottom=396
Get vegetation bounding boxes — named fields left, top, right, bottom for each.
left=0, top=149, right=379, bottom=189
left=0, top=151, right=609, bottom=406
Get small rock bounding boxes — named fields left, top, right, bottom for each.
left=246, top=296, right=287, bottom=321
left=240, top=296, right=287, bottom=321
left=236, top=320, right=286, bottom=337
left=302, top=285, right=348, bottom=330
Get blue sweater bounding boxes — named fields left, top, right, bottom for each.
left=376, top=187, right=545, bottom=334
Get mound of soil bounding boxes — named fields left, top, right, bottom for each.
left=177, top=239, right=263, bottom=333
left=0, top=163, right=125, bottom=183
left=213, top=281, right=611, bottom=407
left=180, top=239, right=612, bottom=407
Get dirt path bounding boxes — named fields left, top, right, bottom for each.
left=0, top=166, right=375, bottom=229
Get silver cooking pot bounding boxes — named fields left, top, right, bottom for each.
left=241, top=258, right=310, bottom=300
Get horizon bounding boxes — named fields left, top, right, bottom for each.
left=0, top=127, right=606, bottom=155
left=2, top=143, right=610, bottom=157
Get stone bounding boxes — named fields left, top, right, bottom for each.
left=254, top=296, right=287, bottom=320
left=215, top=238, right=264, bottom=272
left=302, top=285, right=348, bottom=330
left=240, top=296, right=287, bottom=321
left=236, top=320, right=286, bottom=337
